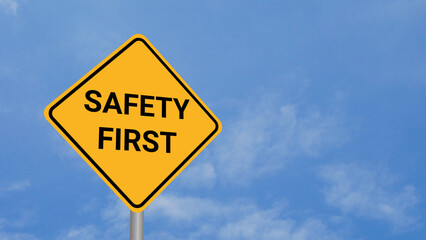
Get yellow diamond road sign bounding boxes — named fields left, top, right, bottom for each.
left=45, top=34, right=222, bottom=212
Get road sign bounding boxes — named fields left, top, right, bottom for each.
left=45, top=34, right=222, bottom=212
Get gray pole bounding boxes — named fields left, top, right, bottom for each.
left=130, top=211, right=144, bottom=240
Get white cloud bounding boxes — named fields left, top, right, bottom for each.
left=0, top=232, right=39, bottom=240
left=0, top=0, right=18, bottom=15
left=0, top=219, right=39, bottom=240
left=146, top=194, right=343, bottom=240
left=0, top=180, right=30, bottom=193
left=211, top=98, right=345, bottom=185
left=100, top=196, right=129, bottom=239
left=0, top=180, right=38, bottom=240
left=174, top=87, right=346, bottom=189
left=347, top=0, right=426, bottom=25
left=0, top=215, right=39, bottom=240
left=381, top=0, right=426, bottom=16
left=219, top=216, right=341, bottom=240
left=58, top=196, right=129, bottom=240
left=58, top=194, right=343, bottom=240
left=61, top=225, right=99, bottom=240
left=65, top=31, right=123, bottom=65
left=319, top=163, right=418, bottom=231
left=176, top=162, right=217, bottom=189
left=148, top=194, right=235, bottom=221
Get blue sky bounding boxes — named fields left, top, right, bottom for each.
left=1, top=0, right=425, bottom=239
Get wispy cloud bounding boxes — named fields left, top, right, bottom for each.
left=57, top=196, right=129, bottom=240
left=0, top=218, right=39, bottom=240
left=148, top=194, right=235, bottom=221
left=318, top=163, right=419, bottom=231
left=176, top=162, right=217, bottom=189
left=0, top=189, right=39, bottom=240
left=0, top=232, right=39, bottom=240
left=65, top=31, right=123, bottom=65
left=378, top=0, right=426, bottom=17
left=0, top=0, right=18, bottom=15
left=60, top=225, right=99, bottom=240
left=0, top=180, right=30, bottom=193
left=210, top=98, right=345, bottom=185
left=146, top=194, right=344, bottom=240
left=100, top=196, right=129, bottom=239
left=219, top=216, right=341, bottom=240
left=174, top=85, right=346, bottom=190
left=58, top=194, right=344, bottom=240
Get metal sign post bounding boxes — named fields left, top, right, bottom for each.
left=130, top=211, right=144, bottom=240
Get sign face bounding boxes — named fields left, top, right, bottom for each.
left=45, top=34, right=221, bottom=212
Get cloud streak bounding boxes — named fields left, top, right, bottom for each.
left=0, top=0, right=18, bottom=15
left=0, top=180, right=39, bottom=240
left=210, top=98, right=345, bottom=186
left=57, top=196, right=129, bottom=240
left=57, top=194, right=344, bottom=240
left=0, top=180, right=31, bottom=193
left=60, top=225, right=100, bottom=240
left=0, top=232, right=39, bottom=240
left=147, top=194, right=343, bottom=240
left=318, top=163, right=419, bottom=231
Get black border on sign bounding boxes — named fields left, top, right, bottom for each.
left=48, top=38, right=219, bottom=208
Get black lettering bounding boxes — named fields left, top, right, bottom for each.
left=174, top=98, right=189, bottom=119
left=140, top=95, right=155, bottom=117
left=103, top=92, right=122, bottom=114
left=143, top=130, right=159, bottom=152
left=124, top=93, right=138, bottom=115
left=116, top=128, right=121, bottom=150
left=84, top=90, right=102, bottom=112
left=99, top=127, right=113, bottom=149
left=124, top=129, right=141, bottom=151
left=160, top=131, right=177, bottom=153
left=155, top=96, right=172, bottom=118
